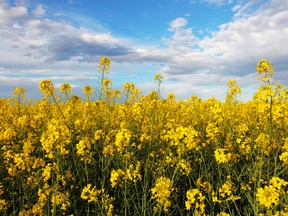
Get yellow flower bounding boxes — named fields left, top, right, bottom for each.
left=102, top=78, right=112, bottom=87
left=126, top=161, right=142, bottom=183
left=279, top=152, right=288, bottom=165
left=185, top=189, right=200, bottom=210
left=226, top=79, right=242, bottom=103
left=214, top=148, right=232, bottom=164
left=94, top=130, right=103, bottom=141
left=0, top=183, right=6, bottom=211
left=256, top=186, right=280, bottom=208
left=151, top=176, right=173, bottom=212
left=40, top=118, right=70, bottom=159
left=107, top=204, right=113, bottom=216
left=110, top=169, right=125, bottom=188
left=240, top=183, right=251, bottom=191
left=185, top=188, right=206, bottom=214
left=206, top=123, right=220, bottom=142
left=256, top=177, right=287, bottom=209
left=115, top=128, right=131, bottom=153
left=0, top=199, right=7, bottom=211
left=69, top=95, right=81, bottom=103
left=219, top=181, right=233, bottom=198
left=60, top=83, right=72, bottom=94
left=123, top=82, right=135, bottom=92
left=154, top=73, right=164, bottom=81
left=76, top=139, right=90, bottom=156
left=214, top=178, right=240, bottom=203
left=217, top=212, right=230, bottom=216
left=51, top=191, right=70, bottom=211
left=42, top=163, right=52, bottom=182
left=83, top=85, right=93, bottom=95
left=0, top=184, right=4, bottom=196
left=39, top=80, right=54, bottom=95
left=13, top=87, right=25, bottom=96
left=81, top=184, right=102, bottom=203
left=201, top=182, right=212, bottom=192
left=257, top=59, right=274, bottom=76
left=269, top=177, right=288, bottom=189
left=76, top=138, right=92, bottom=163
left=177, top=159, right=192, bottom=176
left=99, top=56, right=111, bottom=67
left=98, top=56, right=111, bottom=74
left=255, top=133, right=272, bottom=155
left=227, top=80, right=236, bottom=87
left=256, top=59, right=274, bottom=83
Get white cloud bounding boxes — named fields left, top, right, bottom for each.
left=199, top=0, right=234, bottom=6
left=81, top=33, right=120, bottom=46
left=0, top=1, right=134, bottom=66
left=0, top=3, right=27, bottom=25
left=162, top=17, right=199, bottom=54
left=32, top=5, right=46, bottom=17
left=142, top=0, right=287, bottom=101
left=0, top=0, right=288, bottom=101
left=169, top=17, right=187, bottom=30
left=232, top=1, right=259, bottom=18
left=199, top=0, right=288, bottom=64
left=160, top=0, right=288, bottom=78
left=232, top=4, right=241, bottom=12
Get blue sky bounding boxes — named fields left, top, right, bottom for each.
left=0, top=0, right=288, bottom=101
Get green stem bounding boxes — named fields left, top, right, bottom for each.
left=45, top=85, right=65, bottom=120
left=99, top=65, right=106, bottom=100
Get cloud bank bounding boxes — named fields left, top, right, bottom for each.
left=0, top=0, right=287, bottom=100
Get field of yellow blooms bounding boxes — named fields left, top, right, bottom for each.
left=0, top=58, right=288, bottom=215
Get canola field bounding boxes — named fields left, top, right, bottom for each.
left=0, top=58, right=287, bottom=215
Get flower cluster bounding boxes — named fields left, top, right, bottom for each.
left=185, top=188, right=206, bottom=214
left=256, top=177, right=288, bottom=209
left=151, top=177, right=174, bottom=212
left=0, top=58, right=287, bottom=215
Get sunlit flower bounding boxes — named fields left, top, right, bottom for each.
left=279, top=152, right=288, bottom=165
left=81, top=184, right=103, bottom=203
left=185, top=188, right=206, bottom=214
left=217, top=212, right=230, bottom=216
left=39, top=80, right=54, bottom=95
left=60, top=83, right=72, bottom=95
left=256, top=186, right=280, bottom=208
left=256, top=177, right=287, bottom=208
left=1, top=58, right=288, bottom=215
left=13, top=87, right=25, bottom=96
left=185, top=189, right=200, bottom=210
left=110, top=169, right=125, bottom=188
left=151, top=176, right=173, bottom=212
left=102, top=78, right=111, bottom=85
left=98, top=56, right=111, bottom=74
left=83, top=85, right=93, bottom=95
left=214, top=148, right=232, bottom=164
left=76, top=138, right=92, bottom=163
left=154, top=73, right=164, bottom=81
left=257, top=59, right=274, bottom=76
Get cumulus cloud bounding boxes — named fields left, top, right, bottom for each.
left=0, top=2, right=27, bottom=25
left=159, top=0, right=288, bottom=87
left=0, top=0, right=135, bottom=68
left=169, top=17, right=187, bottom=30
left=162, top=17, right=199, bottom=53
left=0, top=0, right=288, bottom=101
left=32, top=5, right=46, bottom=17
